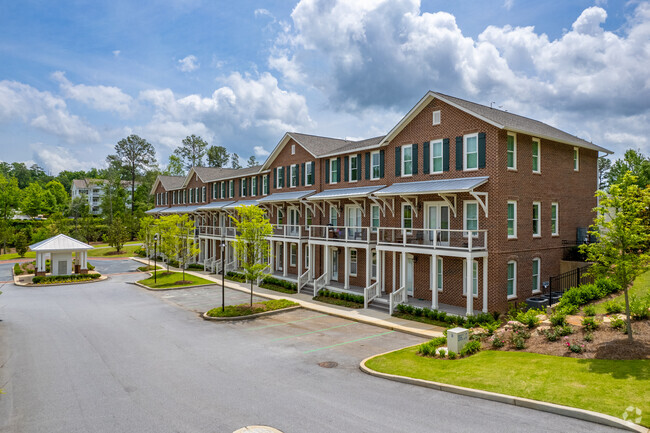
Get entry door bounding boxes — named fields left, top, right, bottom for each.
left=427, top=204, right=450, bottom=245
left=288, top=207, right=299, bottom=236
left=406, top=256, right=414, bottom=296
left=331, top=249, right=338, bottom=281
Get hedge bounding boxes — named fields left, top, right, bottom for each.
left=317, top=289, right=364, bottom=304
left=13, top=263, right=24, bottom=275
left=557, top=278, right=620, bottom=310
left=261, top=276, right=297, bottom=292
left=395, top=304, right=499, bottom=328
left=226, top=271, right=247, bottom=283
left=32, top=273, right=101, bottom=284
left=187, top=263, right=204, bottom=270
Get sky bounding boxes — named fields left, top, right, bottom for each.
left=0, top=0, right=648, bottom=174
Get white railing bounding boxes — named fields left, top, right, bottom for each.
left=214, top=258, right=222, bottom=274
left=363, top=281, right=381, bottom=309
left=389, top=285, right=407, bottom=315
left=272, top=224, right=308, bottom=239
left=257, top=265, right=271, bottom=285
left=225, top=259, right=237, bottom=273
left=297, top=268, right=310, bottom=293
left=377, top=228, right=487, bottom=252
left=198, top=226, right=223, bottom=237
left=224, top=227, right=239, bottom=238
left=313, top=273, right=328, bottom=296
left=308, top=225, right=373, bottom=243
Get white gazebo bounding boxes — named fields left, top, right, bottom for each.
left=29, top=234, right=95, bottom=276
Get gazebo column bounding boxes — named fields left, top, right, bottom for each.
left=36, top=252, right=46, bottom=276
left=80, top=251, right=88, bottom=274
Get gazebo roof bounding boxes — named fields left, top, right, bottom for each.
left=29, top=234, right=94, bottom=252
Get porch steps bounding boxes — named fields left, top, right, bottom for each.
left=368, top=296, right=390, bottom=313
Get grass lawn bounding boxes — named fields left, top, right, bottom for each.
left=594, top=270, right=650, bottom=314
left=0, top=251, right=36, bottom=260
left=87, top=244, right=141, bottom=258
left=137, top=271, right=214, bottom=289
left=365, top=348, right=649, bottom=427
left=206, top=299, right=298, bottom=317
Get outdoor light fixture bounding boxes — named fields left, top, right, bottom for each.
left=220, top=240, right=226, bottom=312
left=153, top=233, right=159, bottom=284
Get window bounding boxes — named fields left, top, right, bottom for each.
left=229, top=180, right=234, bottom=198
left=189, top=188, right=194, bottom=203
left=263, top=175, right=268, bottom=195
left=437, top=257, right=443, bottom=291
left=573, top=147, right=579, bottom=171
left=350, top=249, right=357, bottom=276
left=350, top=155, right=358, bottom=181
left=431, top=139, right=443, bottom=174
left=291, top=144, right=295, bottom=155
left=290, top=164, right=298, bottom=187
left=371, top=250, right=377, bottom=280
left=251, top=177, right=257, bottom=196
left=277, top=167, right=284, bottom=189
left=290, top=244, right=297, bottom=266
left=221, top=182, right=226, bottom=199
left=371, top=204, right=380, bottom=232
left=305, top=245, right=309, bottom=268
left=464, top=201, right=478, bottom=236
left=551, top=202, right=559, bottom=236
left=371, top=151, right=381, bottom=180
left=330, top=158, right=339, bottom=184
left=183, top=190, right=186, bottom=204
left=507, top=261, right=517, bottom=298
left=532, top=258, right=541, bottom=293
left=329, top=206, right=337, bottom=226
left=278, top=209, right=284, bottom=225
left=432, top=110, right=441, bottom=125
left=402, top=144, right=413, bottom=176
left=464, top=133, right=478, bottom=170
left=306, top=162, right=313, bottom=186
left=306, top=208, right=312, bottom=226
left=507, top=133, right=517, bottom=170
left=402, top=204, right=412, bottom=233
left=241, top=178, right=246, bottom=197
left=507, top=201, right=517, bottom=239
left=532, top=138, right=540, bottom=173
left=202, top=186, right=206, bottom=202
left=532, top=202, right=541, bottom=237
left=213, top=182, right=218, bottom=199
left=463, top=259, right=478, bottom=297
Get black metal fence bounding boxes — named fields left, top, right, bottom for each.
left=545, top=264, right=594, bottom=307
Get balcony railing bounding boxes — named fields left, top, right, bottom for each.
left=308, top=225, right=375, bottom=243
left=272, top=224, right=308, bottom=239
left=377, top=228, right=487, bottom=251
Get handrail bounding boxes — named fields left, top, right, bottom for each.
left=363, top=281, right=380, bottom=309
left=377, top=227, right=487, bottom=251
left=225, top=259, right=236, bottom=273
left=257, top=265, right=271, bottom=285
left=308, top=225, right=371, bottom=243
left=214, top=258, right=222, bottom=274
left=313, top=272, right=328, bottom=296
left=389, top=285, right=407, bottom=315
left=297, top=268, right=310, bottom=293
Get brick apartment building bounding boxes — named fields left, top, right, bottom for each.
left=147, top=91, right=611, bottom=315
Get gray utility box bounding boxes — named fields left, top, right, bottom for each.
left=447, top=327, right=469, bottom=353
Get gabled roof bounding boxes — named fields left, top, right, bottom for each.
left=150, top=175, right=185, bottom=195
left=192, top=166, right=236, bottom=183
left=380, top=91, right=612, bottom=154
left=29, top=234, right=94, bottom=252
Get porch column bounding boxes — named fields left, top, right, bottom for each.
left=431, top=254, right=438, bottom=310
left=344, top=246, right=350, bottom=289
left=297, top=242, right=303, bottom=279
left=466, top=255, right=473, bottom=316
left=482, top=256, right=488, bottom=313
left=392, top=251, right=396, bottom=291
left=81, top=251, right=87, bottom=270
left=308, top=244, right=314, bottom=280
left=400, top=251, right=406, bottom=288
left=377, top=250, right=383, bottom=293
left=365, top=247, right=371, bottom=288
left=324, top=246, right=329, bottom=280
left=283, top=241, right=288, bottom=277
left=269, top=241, right=275, bottom=272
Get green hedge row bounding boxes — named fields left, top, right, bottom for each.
left=32, top=273, right=101, bottom=284
left=557, top=278, right=620, bottom=311
left=261, top=276, right=297, bottom=292
left=317, top=289, right=364, bottom=304
left=395, top=304, right=499, bottom=328
left=226, top=271, right=246, bottom=283
left=187, top=264, right=204, bottom=270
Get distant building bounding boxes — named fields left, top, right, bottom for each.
left=71, top=178, right=138, bottom=215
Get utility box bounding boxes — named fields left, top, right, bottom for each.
left=447, top=327, right=469, bottom=354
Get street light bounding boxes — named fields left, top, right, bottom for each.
left=220, top=240, right=226, bottom=312
left=154, top=233, right=159, bottom=284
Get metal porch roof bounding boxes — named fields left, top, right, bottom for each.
left=306, top=185, right=386, bottom=201
left=223, top=200, right=259, bottom=210
left=257, top=190, right=316, bottom=203
left=159, top=205, right=203, bottom=214
left=373, top=177, right=489, bottom=196
left=145, top=206, right=169, bottom=214
left=196, top=201, right=235, bottom=211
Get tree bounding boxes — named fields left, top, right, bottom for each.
left=100, top=171, right=127, bottom=224
left=45, top=180, right=69, bottom=213
left=0, top=222, right=14, bottom=255
left=606, top=149, right=650, bottom=189
left=108, top=134, right=157, bottom=217
left=231, top=205, right=272, bottom=308
left=231, top=153, right=241, bottom=169
left=21, top=183, right=46, bottom=218
left=581, top=172, right=650, bottom=341
left=0, top=175, right=21, bottom=253
left=155, top=215, right=181, bottom=272
left=70, top=196, right=90, bottom=220
left=138, top=216, right=155, bottom=266
left=174, top=134, right=208, bottom=170
left=104, top=217, right=129, bottom=253
left=247, top=155, right=258, bottom=167
left=177, top=215, right=201, bottom=282
left=163, top=154, right=185, bottom=176
left=597, top=157, right=611, bottom=191
left=206, top=145, right=229, bottom=168
left=14, top=231, right=28, bottom=258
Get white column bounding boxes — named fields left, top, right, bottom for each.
left=81, top=251, right=87, bottom=270
left=324, top=246, right=329, bottom=280
left=392, top=251, right=396, bottom=292
left=482, top=256, right=488, bottom=313
left=466, top=255, right=473, bottom=316
left=283, top=241, right=288, bottom=277
left=400, top=251, right=406, bottom=288
left=365, top=248, right=371, bottom=288
left=297, top=242, right=303, bottom=279
left=431, top=254, right=438, bottom=310
left=378, top=250, right=383, bottom=293
left=344, top=246, right=350, bottom=290
left=269, top=241, right=275, bottom=273
left=308, top=244, right=314, bottom=280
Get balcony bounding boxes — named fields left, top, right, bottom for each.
left=377, top=228, right=487, bottom=252
left=271, top=224, right=308, bottom=239
left=308, top=225, right=376, bottom=244
left=198, top=226, right=222, bottom=237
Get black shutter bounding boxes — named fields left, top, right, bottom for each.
left=356, top=155, right=361, bottom=181
left=272, top=168, right=276, bottom=189
left=395, top=146, right=401, bottom=177
left=344, top=156, right=349, bottom=181
left=336, top=157, right=342, bottom=182
left=423, top=141, right=430, bottom=174
left=365, top=152, right=370, bottom=180
left=325, top=159, right=330, bottom=183
left=301, top=162, right=305, bottom=186
left=455, top=136, right=463, bottom=170
left=443, top=138, right=450, bottom=171
left=380, top=150, right=385, bottom=178
left=413, top=143, right=418, bottom=175
left=296, top=164, right=300, bottom=187
left=478, top=132, right=486, bottom=169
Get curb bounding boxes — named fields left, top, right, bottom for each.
left=359, top=350, right=648, bottom=433
left=201, top=305, right=302, bottom=321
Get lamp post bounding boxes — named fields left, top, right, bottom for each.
left=220, top=240, right=226, bottom=312
left=153, top=233, right=159, bottom=284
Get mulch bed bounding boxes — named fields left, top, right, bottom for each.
left=174, top=280, right=194, bottom=285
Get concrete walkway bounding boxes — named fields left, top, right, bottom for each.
left=131, top=257, right=445, bottom=339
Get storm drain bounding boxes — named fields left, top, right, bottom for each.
left=318, top=361, right=338, bottom=368
left=233, top=426, right=283, bottom=433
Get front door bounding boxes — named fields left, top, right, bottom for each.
left=331, top=249, right=338, bottom=281
left=406, top=255, right=414, bottom=296
left=427, top=204, right=450, bottom=245
left=289, top=207, right=299, bottom=236
left=276, top=242, right=283, bottom=271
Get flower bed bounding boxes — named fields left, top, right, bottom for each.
left=32, top=273, right=101, bottom=284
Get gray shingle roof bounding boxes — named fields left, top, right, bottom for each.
left=373, top=177, right=488, bottom=196
left=307, top=185, right=387, bottom=200
left=158, top=176, right=185, bottom=190
left=192, top=167, right=237, bottom=182
left=288, top=133, right=384, bottom=157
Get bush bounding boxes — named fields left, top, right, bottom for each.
left=167, top=259, right=179, bottom=268
left=317, top=289, right=364, bottom=304
left=584, top=332, right=594, bottom=342
left=549, top=313, right=567, bottom=327
left=187, top=263, right=204, bottom=270
left=491, top=335, right=505, bottom=348
left=226, top=271, right=246, bottom=283
left=583, top=304, right=596, bottom=316
left=566, top=340, right=585, bottom=353
left=206, top=299, right=297, bottom=317
left=460, top=340, right=481, bottom=357
left=262, top=276, right=297, bottom=292
left=630, top=295, right=650, bottom=320
left=86, top=262, right=95, bottom=271
left=447, top=351, right=457, bottom=360
left=543, top=328, right=560, bottom=342
left=558, top=278, right=621, bottom=310
left=610, top=317, right=626, bottom=332
left=437, top=348, right=447, bottom=358
left=556, top=324, right=574, bottom=336
left=511, top=334, right=526, bottom=349
left=396, top=304, right=498, bottom=329
left=515, top=308, right=543, bottom=328
left=417, top=336, right=447, bottom=357
left=32, top=273, right=101, bottom=284
left=13, top=263, right=24, bottom=276
left=603, top=300, right=623, bottom=314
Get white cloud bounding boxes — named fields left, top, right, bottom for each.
left=178, top=55, right=199, bottom=72
left=254, top=145, right=270, bottom=157
left=255, top=8, right=273, bottom=19
left=112, top=50, right=121, bottom=57
left=52, top=71, right=133, bottom=115
left=503, top=0, right=514, bottom=10
left=31, top=144, right=100, bottom=174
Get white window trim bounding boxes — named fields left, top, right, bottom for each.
left=229, top=180, right=234, bottom=198
left=290, top=243, right=297, bottom=267
left=251, top=177, right=256, bottom=197
left=370, top=204, right=380, bottom=232
left=573, top=147, right=579, bottom=171
left=371, top=249, right=377, bottom=280
left=437, top=257, right=443, bottom=292
left=432, top=110, right=441, bottom=126
left=305, top=162, right=313, bottom=186
left=329, top=205, right=337, bottom=226
left=263, top=175, right=268, bottom=196
left=463, top=259, right=479, bottom=298
left=507, top=260, right=517, bottom=299
left=349, top=154, right=359, bottom=183
left=401, top=144, right=413, bottom=177
left=277, top=167, right=283, bottom=190
left=305, top=208, right=313, bottom=226
left=291, top=144, right=295, bottom=155
left=430, top=139, right=444, bottom=175
left=507, top=200, right=517, bottom=239
left=401, top=203, right=413, bottom=234
left=464, top=133, right=479, bottom=171
left=533, top=201, right=541, bottom=238
left=290, top=164, right=297, bottom=188
left=277, top=209, right=284, bottom=225
left=241, top=179, right=246, bottom=198
left=507, top=132, right=517, bottom=171
left=532, top=138, right=541, bottom=174
left=463, top=200, right=479, bottom=237
left=330, top=158, right=338, bottom=184
left=532, top=258, right=541, bottom=294
left=551, top=202, right=559, bottom=236
left=350, top=249, right=357, bottom=277
left=370, top=151, right=381, bottom=180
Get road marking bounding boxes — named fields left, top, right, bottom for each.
left=270, top=322, right=355, bottom=341
left=246, top=314, right=327, bottom=330
left=303, top=330, right=395, bottom=353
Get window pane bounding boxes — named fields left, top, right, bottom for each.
left=467, top=153, right=477, bottom=169
left=466, top=136, right=477, bottom=153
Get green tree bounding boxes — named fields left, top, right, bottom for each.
left=231, top=153, right=241, bottom=169
left=231, top=205, right=272, bottom=308
left=138, top=216, right=155, bottom=266
left=21, top=183, right=46, bottom=218
left=11, top=162, right=31, bottom=188
left=206, top=145, right=229, bottom=168
left=597, top=157, right=611, bottom=191
left=247, top=155, right=258, bottom=167
left=79, top=216, right=100, bottom=243
left=45, top=180, right=69, bottom=213
left=163, top=154, right=185, bottom=176
left=104, top=217, right=129, bottom=253
left=0, top=221, right=14, bottom=255
left=0, top=175, right=21, bottom=220
left=107, top=134, right=157, bottom=217
left=14, top=231, right=28, bottom=257
left=581, top=172, right=650, bottom=341
left=154, top=215, right=181, bottom=272
left=174, top=134, right=208, bottom=169
left=177, top=215, right=201, bottom=282
left=606, top=149, right=650, bottom=189
left=100, top=172, right=127, bottom=224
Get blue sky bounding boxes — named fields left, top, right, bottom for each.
left=0, top=0, right=648, bottom=174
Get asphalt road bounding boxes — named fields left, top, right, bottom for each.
left=0, top=260, right=624, bottom=433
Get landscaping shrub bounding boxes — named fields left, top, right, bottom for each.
left=134, top=247, right=147, bottom=257
left=583, top=304, right=596, bottom=317
left=395, top=304, right=499, bottom=329
left=447, top=351, right=457, bottom=359
left=603, top=300, right=623, bottom=314
left=226, top=271, right=246, bottom=283
left=261, top=276, right=297, bottom=291
left=584, top=332, right=594, bottom=342
left=515, top=308, right=543, bottom=329
left=206, top=299, right=297, bottom=317
left=317, top=289, right=364, bottom=304
left=437, top=348, right=447, bottom=358
left=565, top=339, right=585, bottom=354
left=543, top=328, right=560, bottom=342
left=416, top=336, right=447, bottom=357
left=630, top=295, right=650, bottom=320
left=556, top=324, right=574, bottom=336
left=460, top=340, right=481, bottom=357
left=167, top=259, right=179, bottom=268
left=13, top=263, right=23, bottom=276
left=549, top=313, right=567, bottom=327
left=482, top=321, right=500, bottom=336
left=610, top=317, right=626, bottom=332
left=491, top=334, right=505, bottom=348
left=507, top=301, right=529, bottom=320
left=32, top=273, right=101, bottom=284
left=187, top=263, right=204, bottom=270
left=557, top=278, right=621, bottom=310
left=581, top=316, right=599, bottom=331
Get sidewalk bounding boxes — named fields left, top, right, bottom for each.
left=131, top=257, right=445, bottom=339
